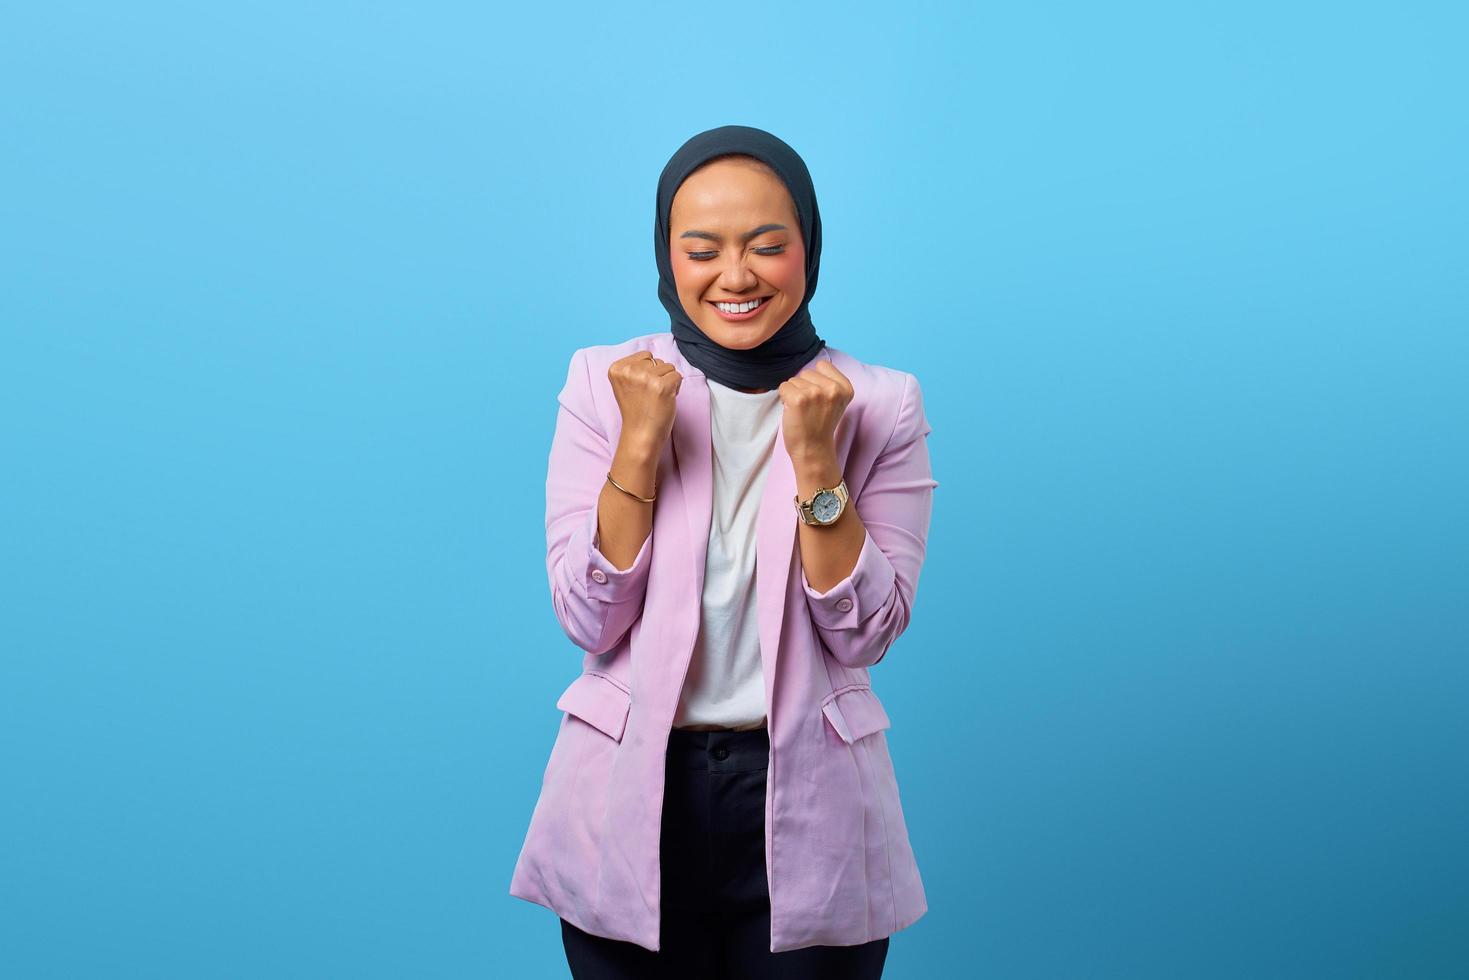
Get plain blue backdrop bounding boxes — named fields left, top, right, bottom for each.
left=2, top=2, right=1465, bottom=977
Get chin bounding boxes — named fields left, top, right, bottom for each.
left=694, top=309, right=788, bottom=351
left=705, top=328, right=768, bottom=350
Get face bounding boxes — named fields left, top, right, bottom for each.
left=669, top=157, right=807, bottom=355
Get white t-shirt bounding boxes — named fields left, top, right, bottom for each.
left=672, top=379, right=783, bottom=731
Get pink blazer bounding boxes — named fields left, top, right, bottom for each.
left=509, top=331, right=938, bottom=954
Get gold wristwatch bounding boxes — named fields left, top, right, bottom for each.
left=794, top=479, right=849, bottom=526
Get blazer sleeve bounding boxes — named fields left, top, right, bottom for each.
left=798, top=372, right=938, bottom=669
left=545, top=347, right=654, bottom=655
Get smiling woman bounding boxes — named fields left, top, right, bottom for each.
left=670, top=160, right=809, bottom=365
left=510, top=125, right=936, bottom=977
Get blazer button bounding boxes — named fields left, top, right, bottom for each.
left=590, top=569, right=608, bottom=584
left=835, top=597, right=853, bottom=612
left=712, top=746, right=729, bottom=761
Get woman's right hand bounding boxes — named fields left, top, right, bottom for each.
left=608, top=352, right=683, bottom=456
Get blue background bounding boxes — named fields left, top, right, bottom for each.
left=3, top=2, right=1465, bottom=977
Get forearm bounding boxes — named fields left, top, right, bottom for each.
left=597, top=434, right=659, bottom=570
left=793, top=449, right=864, bottom=593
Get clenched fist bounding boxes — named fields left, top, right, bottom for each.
left=777, top=360, right=853, bottom=464
left=609, top=352, right=683, bottom=457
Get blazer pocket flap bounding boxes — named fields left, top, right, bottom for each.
left=556, top=671, right=632, bottom=742
left=821, top=686, right=892, bottom=745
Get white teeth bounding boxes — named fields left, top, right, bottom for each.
left=715, top=297, right=765, bottom=314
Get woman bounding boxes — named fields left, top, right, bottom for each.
left=509, top=125, right=938, bottom=978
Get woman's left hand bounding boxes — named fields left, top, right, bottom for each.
left=778, top=360, right=853, bottom=465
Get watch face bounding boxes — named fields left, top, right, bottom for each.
left=812, top=489, right=841, bottom=524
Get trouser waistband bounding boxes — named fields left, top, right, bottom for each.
left=666, top=726, right=770, bottom=772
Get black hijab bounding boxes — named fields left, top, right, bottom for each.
left=654, top=125, right=826, bottom=392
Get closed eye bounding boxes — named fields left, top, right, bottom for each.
left=687, top=246, right=786, bottom=261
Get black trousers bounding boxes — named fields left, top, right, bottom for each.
left=560, top=726, right=890, bottom=980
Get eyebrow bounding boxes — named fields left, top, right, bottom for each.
left=679, top=223, right=788, bottom=243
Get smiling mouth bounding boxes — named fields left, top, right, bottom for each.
left=709, top=296, right=772, bottom=319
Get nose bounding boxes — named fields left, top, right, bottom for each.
left=716, top=255, right=760, bottom=292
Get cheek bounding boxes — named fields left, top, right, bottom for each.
left=672, top=256, right=710, bottom=296
left=769, top=248, right=805, bottom=293
left=672, top=260, right=715, bottom=319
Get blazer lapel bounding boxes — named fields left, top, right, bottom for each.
left=666, top=342, right=834, bottom=727
left=670, top=370, right=713, bottom=604
left=754, top=399, right=798, bottom=719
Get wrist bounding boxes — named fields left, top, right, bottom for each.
left=793, top=453, right=842, bottom=498
left=614, top=432, right=663, bottom=467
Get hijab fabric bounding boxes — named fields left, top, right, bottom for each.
left=654, top=125, right=826, bottom=392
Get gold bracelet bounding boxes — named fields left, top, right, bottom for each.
left=606, top=471, right=656, bottom=503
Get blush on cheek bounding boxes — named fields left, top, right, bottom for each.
left=769, top=246, right=805, bottom=296
left=671, top=262, right=708, bottom=308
